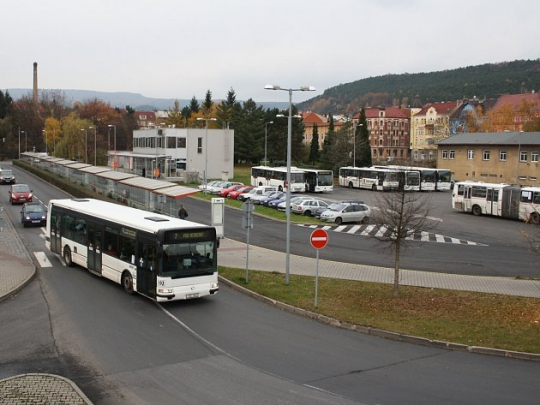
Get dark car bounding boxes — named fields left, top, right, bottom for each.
left=9, top=184, right=33, bottom=205
left=0, top=169, right=16, bottom=184
left=20, top=202, right=47, bottom=227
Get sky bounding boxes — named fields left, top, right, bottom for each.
left=2, top=0, right=539, bottom=104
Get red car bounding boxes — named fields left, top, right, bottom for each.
left=220, top=184, right=245, bottom=197
left=227, top=185, right=254, bottom=200
left=9, top=184, right=33, bottom=205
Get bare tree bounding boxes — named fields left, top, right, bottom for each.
left=370, top=178, right=438, bottom=297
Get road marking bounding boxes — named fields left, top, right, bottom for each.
left=34, top=251, right=53, bottom=267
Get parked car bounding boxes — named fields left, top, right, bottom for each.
left=204, top=181, right=228, bottom=194
left=0, top=169, right=16, bottom=184
left=250, top=190, right=281, bottom=205
left=209, top=181, right=243, bottom=195
left=220, top=184, right=245, bottom=197
left=20, top=202, right=47, bottom=227
left=9, top=184, right=33, bottom=205
left=198, top=180, right=221, bottom=192
left=237, top=186, right=277, bottom=202
left=277, top=196, right=311, bottom=211
left=291, top=198, right=329, bottom=216
left=320, top=202, right=371, bottom=225
left=228, top=185, right=255, bottom=200
left=260, top=191, right=286, bottom=206
left=313, top=200, right=365, bottom=219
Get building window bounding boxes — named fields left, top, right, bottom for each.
left=449, top=150, right=455, bottom=159
left=467, top=150, right=474, bottom=160
left=442, top=150, right=448, bottom=159
left=483, top=150, right=490, bottom=161
left=499, top=151, right=507, bottom=161
left=520, top=151, right=528, bottom=162
left=532, top=152, right=539, bottom=162
left=197, top=137, right=203, bottom=154
left=177, top=138, right=186, bottom=148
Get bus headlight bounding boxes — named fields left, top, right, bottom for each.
left=158, top=288, right=173, bottom=295
left=211, top=282, right=219, bottom=289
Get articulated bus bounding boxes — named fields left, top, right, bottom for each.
left=302, top=169, right=333, bottom=192
left=338, top=166, right=400, bottom=191
left=251, top=165, right=306, bottom=192
left=452, top=181, right=540, bottom=223
left=46, top=198, right=219, bottom=302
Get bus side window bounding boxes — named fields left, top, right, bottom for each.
left=534, top=193, right=540, bottom=204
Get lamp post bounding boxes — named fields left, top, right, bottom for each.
left=264, top=84, right=315, bottom=284
left=42, top=129, right=48, bottom=155
left=264, top=121, right=273, bottom=165
left=18, top=129, right=23, bottom=159
left=81, top=128, right=88, bottom=163
left=89, top=126, right=97, bottom=166
left=107, top=124, right=116, bottom=151
left=196, top=117, right=217, bottom=191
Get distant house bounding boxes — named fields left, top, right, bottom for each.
left=437, top=132, right=540, bottom=186
left=410, top=101, right=459, bottom=162
left=488, top=93, right=540, bottom=132
left=134, top=111, right=157, bottom=128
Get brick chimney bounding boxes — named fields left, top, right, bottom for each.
left=33, top=62, right=38, bottom=104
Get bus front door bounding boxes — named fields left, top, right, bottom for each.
left=87, top=224, right=102, bottom=274
left=136, top=240, right=157, bottom=299
left=462, top=186, right=472, bottom=212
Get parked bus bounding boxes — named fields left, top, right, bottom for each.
left=435, top=169, right=452, bottom=191
left=451, top=181, right=540, bottom=223
left=338, top=166, right=400, bottom=191
left=46, top=198, right=219, bottom=302
left=302, top=168, right=334, bottom=192
left=375, top=165, right=452, bottom=191
left=251, top=165, right=306, bottom=192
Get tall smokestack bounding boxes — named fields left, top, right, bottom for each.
left=33, top=62, right=38, bottom=104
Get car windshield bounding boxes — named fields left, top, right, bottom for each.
left=2, top=170, right=13, bottom=176
left=25, top=204, right=44, bottom=213
left=330, top=203, right=347, bottom=211
left=13, top=185, right=30, bottom=192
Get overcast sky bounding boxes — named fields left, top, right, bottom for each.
left=2, top=0, right=539, bottom=103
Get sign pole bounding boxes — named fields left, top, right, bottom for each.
left=315, top=249, right=319, bottom=307
left=310, top=229, right=328, bottom=308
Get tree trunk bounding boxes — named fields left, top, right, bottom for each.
left=393, top=244, right=401, bottom=297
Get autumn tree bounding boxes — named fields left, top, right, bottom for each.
left=167, top=100, right=185, bottom=128
left=371, top=174, right=438, bottom=297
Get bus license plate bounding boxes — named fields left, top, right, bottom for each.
left=186, top=293, right=199, bottom=299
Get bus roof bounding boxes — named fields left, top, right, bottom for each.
left=49, top=198, right=211, bottom=235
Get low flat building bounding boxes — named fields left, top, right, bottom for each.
left=437, top=132, right=540, bottom=186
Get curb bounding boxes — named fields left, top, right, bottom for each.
left=218, top=276, right=540, bottom=362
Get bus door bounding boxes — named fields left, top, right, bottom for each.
left=486, top=188, right=499, bottom=215
left=87, top=224, right=102, bottom=274
left=462, top=185, right=472, bottom=212
left=136, top=239, right=157, bottom=299
left=50, top=211, right=62, bottom=254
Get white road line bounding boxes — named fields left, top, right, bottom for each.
left=34, top=251, right=53, bottom=268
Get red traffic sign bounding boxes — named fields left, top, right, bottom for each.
left=310, top=229, right=328, bottom=249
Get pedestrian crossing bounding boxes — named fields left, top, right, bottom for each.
left=299, top=224, right=488, bottom=246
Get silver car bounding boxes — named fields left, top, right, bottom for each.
left=320, top=203, right=371, bottom=225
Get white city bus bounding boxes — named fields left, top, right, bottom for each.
left=46, top=198, right=219, bottom=302
left=251, top=165, right=306, bottom=192
left=302, top=169, right=333, bottom=192
left=338, top=166, right=400, bottom=191
left=451, top=181, right=540, bottom=223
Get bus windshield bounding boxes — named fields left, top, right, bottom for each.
left=162, top=240, right=216, bottom=278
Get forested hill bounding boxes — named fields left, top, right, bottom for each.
left=298, top=59, right=540, bottom=115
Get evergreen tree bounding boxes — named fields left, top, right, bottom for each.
left=321, top=114, right=335, bottom=167
left=0, top=90, right=13, bottom=119
left=309, top=123, right=320, bottom=164
left=189, top=96, right=200, bottom=114
left=202, top=90, right=213, bottom=116
left=356, top=109, right=372, bottom=167
left=216, top=88, right=237, bottom=129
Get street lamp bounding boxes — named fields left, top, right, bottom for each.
left=81, top=128, right=88, bottom=163
left=18, top=129, right=24, bottom=159
left=107, top=124, right=116, bottom=151
left=264, top=84, right=316, bottom=284
left=264, top=121, right=273, bottom=165
left=196, top=117, right=217, bottom=190
left=89, top=126, right=97, bottom=166
left=42, top=129, right=48, bottom=155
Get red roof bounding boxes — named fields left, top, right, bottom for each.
left=492, top=93, right=540, bottom=112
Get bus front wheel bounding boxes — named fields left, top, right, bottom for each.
left=530, top=212, right=540, bottom=225
left=122, top=272, right=134, bottom=295
left=348, top=182, right=353, bottom=189
left=472, top=205, right=482, bottom=216
left=372, top=184, right=377, bottom=191
left=63, top=246, right=73, bottom=267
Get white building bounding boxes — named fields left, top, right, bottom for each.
left=108, top=127, right=234, bottom=182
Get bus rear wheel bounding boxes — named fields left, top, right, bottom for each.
left=122, top=272, right=134, bottom=295
left=63, top=246, right=73, bottom=267
left=530, top=212, right=540, bottom=225
left=472, top=205, right=482, bottom=216
left=372, top=184, right=377, bottom=191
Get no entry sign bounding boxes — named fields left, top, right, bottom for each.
left=310, top=229, right=328, bottom=249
